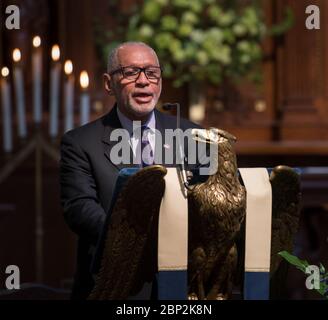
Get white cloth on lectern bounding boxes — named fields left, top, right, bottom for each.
left=239, top=168, right=272, bottom=272
left=158, top=168, right=188, bottom=270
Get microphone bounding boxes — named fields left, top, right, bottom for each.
left=162, top=103, right=191, bottom=194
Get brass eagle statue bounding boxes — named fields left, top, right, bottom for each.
left=88, top=128, right=301, bottom=300
left=187, top=128, right=246, bottom=300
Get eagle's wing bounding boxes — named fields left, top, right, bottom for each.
left=88, top=165, right=167, bottom=300
left=269, top=165, right=301, bottom=298
left=270, top=165, right=301, bottom=274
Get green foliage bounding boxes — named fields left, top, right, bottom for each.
left=279, top=251, right=328, bottom=299
left=97, top=0, right=293, bottom=87
left=269, top=7, right=294, bottom=36
left=278, top=250, right=310, bottom=273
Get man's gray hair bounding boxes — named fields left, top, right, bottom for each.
left=107, top=41, right=159, bottom=73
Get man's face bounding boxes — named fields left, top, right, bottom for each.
left=105, top=45, right=162, bottom=121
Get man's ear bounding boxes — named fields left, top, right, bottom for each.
left=103, top=73, right=114, bottom=96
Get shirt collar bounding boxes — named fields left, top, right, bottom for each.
left=117, top=106, right=156, bottom=136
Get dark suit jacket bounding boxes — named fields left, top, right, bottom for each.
left=60, top=105, right=202, bottom=300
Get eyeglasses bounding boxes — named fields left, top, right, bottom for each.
left=109, top=66, right=162, bottom=80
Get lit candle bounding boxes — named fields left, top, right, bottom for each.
left=12, top=48, right=27, bottom=138
left=80, top=71, right=90, bottom=126
left=1, top=67, right=13, bottom=153
left=49, top=44, right=61, bottom=138
left=64, top=60, right=74, bottom=132
left=32, top=36, right=42, bottom=124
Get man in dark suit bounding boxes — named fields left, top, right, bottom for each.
left=60, top=42, right=202, bottom=299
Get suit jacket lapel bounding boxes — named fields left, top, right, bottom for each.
left=154, top=109, right=177, bottom=166
left=101, top=106, right=135, bottom=171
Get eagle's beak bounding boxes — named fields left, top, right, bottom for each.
left=211, top=128, right=237, bottom=143
left=191, top=128, right=237, bottom=144
left=191, top=128, right=217, bottom=144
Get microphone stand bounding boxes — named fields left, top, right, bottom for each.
left=162, top=103, right=191, bottom=195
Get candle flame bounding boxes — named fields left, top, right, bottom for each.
left=13, top=49, right=21, bottom=62
left=51, top=45, right=60, bottom=62
left=1, top=67, right=9, bottom=77
left=33, top=36, right=41, bottom=48
left=64, top=60, right=73, bottom=75
left=80, top=71, right=89, bottom=89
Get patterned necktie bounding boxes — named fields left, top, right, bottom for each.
left=141, top=125, right=154, bottom=167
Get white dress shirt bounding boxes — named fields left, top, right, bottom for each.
left=116, top=107, right=156, bottom=163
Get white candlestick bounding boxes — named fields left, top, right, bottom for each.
left=64, top=60, right=74, bottom=132
left=49, top=45, right=61, bottom=138
left=64, top=75, right=75, bottom=132
left=80, top=92, right=90, bottom=126
left=13, top=67, right=27, bottom=138
left=79, top=71, right=90, bottom=126
left=1, top=68, right=13, bottom=153
left=32, top=36, right=42, bottom=124
left=12, top=49, right=27, bottom=138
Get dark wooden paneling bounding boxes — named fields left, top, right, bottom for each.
left=276, top=0, right=328, bottom=139
left=0, top=151, right=76, bottom=289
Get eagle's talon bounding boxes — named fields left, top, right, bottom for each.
left=215, top=294, right=226, bottom=300
left=188, top=293, right=198, bottom=300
